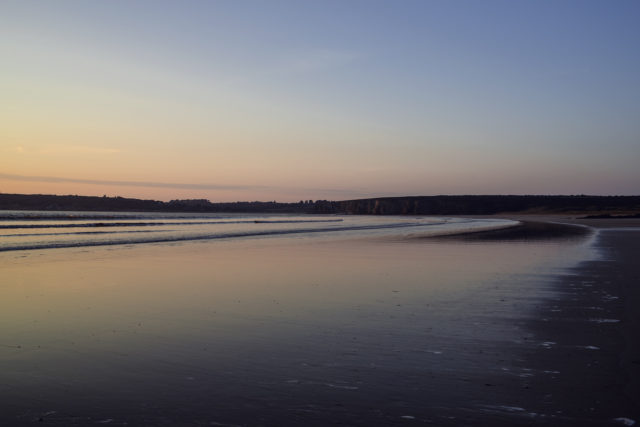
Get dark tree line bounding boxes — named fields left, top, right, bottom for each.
left=1, top=193, right=639, bottom=215
left=0, top=193, right=327, bottom=213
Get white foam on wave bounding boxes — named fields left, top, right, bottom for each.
left=613, top=417, right=636, bottom=426
left=0, top=215, right=518, bottom=253
left=480, top=405, right=526, bottom=412
left=589, top=318, right=620, bottom=323
left=324, top=383, right=359, bottom=390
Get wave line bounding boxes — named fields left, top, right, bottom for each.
left=0, top=219, right=344, bottom=230
left=0, top=222, right=426, bottom=252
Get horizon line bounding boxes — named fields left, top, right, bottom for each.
left=0, top=173, right=375, bottom=198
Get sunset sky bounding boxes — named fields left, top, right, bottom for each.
left=1, top=1, right=639, bottom=202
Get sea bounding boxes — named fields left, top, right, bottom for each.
left=0, top=210, right=517, bottom=252
left=0, top=210, right=598, bottom=425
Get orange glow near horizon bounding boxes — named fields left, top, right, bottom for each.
left=1, top=2, right=639, bottom=201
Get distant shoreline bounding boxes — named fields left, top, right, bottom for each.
left=2, top=192, right=639, bottom=216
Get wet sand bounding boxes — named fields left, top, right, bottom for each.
left=436, top=220, right=640, bottom=425
left=1, top=219, right=638, bottom=426
left=515, top=228, right=640, bottom=425
left=432, top=220, right=592, bottom=242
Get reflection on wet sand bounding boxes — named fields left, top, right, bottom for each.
left=0, top=231, right=599, bottom=425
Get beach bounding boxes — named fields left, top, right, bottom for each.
left=441, top=219, right=640, bottom=425
left=0, top=216, right=638, bottom=425
left=4, top=1, right=638, bottom=425
left=515, top=227, right=640, bottom=425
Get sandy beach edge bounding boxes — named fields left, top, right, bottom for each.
left=451, top=216, right=640, bottom=425
left=521, top=227, right=639, bottom=425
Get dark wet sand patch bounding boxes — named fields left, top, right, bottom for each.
left=432, top=220, right=592, bottom=242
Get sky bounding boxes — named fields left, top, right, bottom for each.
left=1, top=0, right=639, bottom=202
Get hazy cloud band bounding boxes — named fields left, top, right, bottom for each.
left=0, top=173, right=369, bottom=197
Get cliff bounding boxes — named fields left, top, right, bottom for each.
left=314, top=195, right=640, bottom=215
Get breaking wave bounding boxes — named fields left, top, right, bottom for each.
left=0, top=211, right=517, bottom=253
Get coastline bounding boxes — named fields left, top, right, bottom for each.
left=433, top=214, right=640, bottom=240
left=1, top=215, right=638, bottom=425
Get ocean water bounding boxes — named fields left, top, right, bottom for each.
left=0, top=210, right=517, bottom=252
left=0, top=211, right=596, bottom=425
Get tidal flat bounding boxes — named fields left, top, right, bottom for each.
left=1, top=219, right=638, bottom=426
